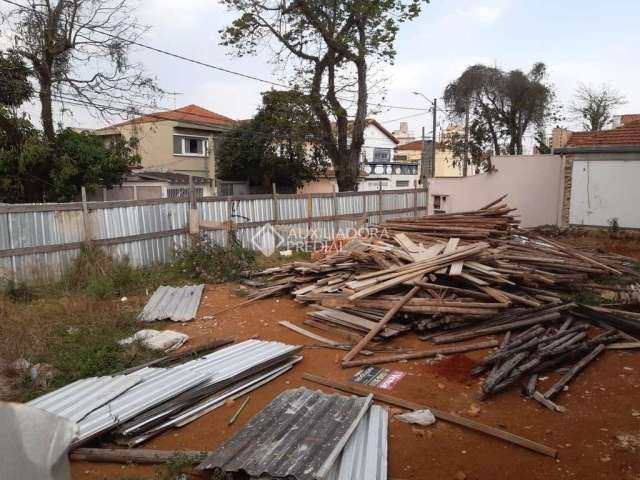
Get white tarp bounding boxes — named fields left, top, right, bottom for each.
left=0, top=403, right=75, bottom=480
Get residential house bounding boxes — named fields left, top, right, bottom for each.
left=93, top=105, right=235, bottom=183
left=300, top=118, right=419, bottom=192
left=553, top=119, right=640, bottom=227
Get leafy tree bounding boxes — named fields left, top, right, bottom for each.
left=217, top=90, right=329, bottom=192
left=570, top=84, right=626, bottom=131
left=0, top=124, right=140, bottom=203
left=6, top=0, right=160, bottom=143
left=444, top=63, right=555, bottom=156
left=441, top=122, right=492, bottom=174
left=0, top=49, right=34, bottom=147
left=219, top=0, right=427, bottom=191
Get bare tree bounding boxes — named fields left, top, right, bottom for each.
left=570, top=83, right=626, bottom=131
left=219, top=1, right=427, bottom=191
left=6, top=0, right=161, bottom=143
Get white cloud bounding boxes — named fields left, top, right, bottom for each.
left=462, top=6, right=503, bottom=24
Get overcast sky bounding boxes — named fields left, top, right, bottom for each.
left=5, top=0, right=640, bottom=137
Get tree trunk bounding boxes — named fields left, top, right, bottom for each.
left=38, top=78, right=55, bottom=144
left=334, top=149, right=360, bottom=192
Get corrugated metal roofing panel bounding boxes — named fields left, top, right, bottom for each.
left=74, top=368, right=209, bottom=445
left=138, top=284, right=204, bottom=322
left=326, top=405, right=388, bottom=480
left=197, top=387, right=373, bottom=480
left=27, top=375, right=142, bottom=423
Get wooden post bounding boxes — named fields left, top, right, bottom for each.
left=271, top=183, right=279, bottom=225
left=227, top=197, right=234, bottom=244
left=306, top=193, right=313, bottom=247
left=413, top=179, right=418, bottom=217
left=80, top=186, right=92, bottom=242
left=332, top=184, right=339, bottom=238
left=133, top=184, right=138, bottom=201
left=188, top=175, right=200, bottom=237
left=102, top=187, right=107, bottom=202
left=377, top=183, right=383, bottom=223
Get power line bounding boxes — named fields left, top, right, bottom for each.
left=1, top=0, right=430, bottom=113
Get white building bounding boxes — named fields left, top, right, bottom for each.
left=359, top=119, right=419, bottom=191
left=299, top=119, right=419, bottom=193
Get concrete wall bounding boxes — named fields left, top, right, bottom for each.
left=428, top=154, right=564, bottom=227
left=569, top=156, right=640, bottom=228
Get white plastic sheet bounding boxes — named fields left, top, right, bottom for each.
left=0, top=403, right=75, bottom=480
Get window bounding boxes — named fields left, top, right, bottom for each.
left=433, top=195, right=447, bottom=214
left=167, top=187, right=204, bottom=198
left=396, top=180, right=410, bottom=188
left=173, top=134, right=208, bottom=156
left=373, top=148, right=391, bottom=162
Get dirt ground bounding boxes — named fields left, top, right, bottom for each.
left=71, top=279, right=640, bottom=480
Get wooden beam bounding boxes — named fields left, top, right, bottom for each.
left=302, top=373, right=558, bottom=458
left=341, top=286, right=420, bottom=364
left=70, top=448, right=207, bottom=465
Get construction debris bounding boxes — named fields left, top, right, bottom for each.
left=28, top=340, right=301, bottom=447
left=197, top=388, right=387, bottom=480
left=249, top=198, right=639, bottom=411
left=119, top=329, right=189, bottom=352
left=303, top=373, right=557, bottom=458
left=138, top=285, right=205, bottom=322
left=70, top=448, right=208, bottom=465
left=395, top=409, right=436, bottom=427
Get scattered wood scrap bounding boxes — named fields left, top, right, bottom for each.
left=250, top=198, right=640, bottom=413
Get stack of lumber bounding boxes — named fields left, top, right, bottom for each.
left=250, top=198, right=640, bottom=406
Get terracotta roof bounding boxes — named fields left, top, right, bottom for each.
left=620, top=114, right=640, bottom=125
left=102, top=104, right=235, bottom=130
left=396, top=139, right=444, bottom=151
left=567, top=120, right=640, bottom=147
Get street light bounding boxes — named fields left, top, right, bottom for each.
left=412, top=91, right=437, bottom=186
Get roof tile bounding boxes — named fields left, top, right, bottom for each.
left=567, top=120, right=640, bottom=147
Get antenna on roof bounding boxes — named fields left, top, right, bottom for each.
left=166, top=91, right=185, bottom=109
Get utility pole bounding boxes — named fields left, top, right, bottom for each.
left=463, top=98, right=470, bottom=177
left=432, top=98, right=437, bottom=178
left=420, top=126, right=428, bottom=186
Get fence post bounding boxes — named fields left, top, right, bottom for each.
left=378, top=183, right=383, bottom=224
left=188, top=175, right=200, bottom=237
left=271, top=183, right=279, bottom=225
left=306, top=193, right=313, bottom=246
left=413, top=180, right=418, bottom=217
left=332, top=185, right=339, bottom=238
left=81, top=186, right=93, bottom=243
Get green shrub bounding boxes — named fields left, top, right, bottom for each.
left=175, top=235, right=256, bottom=283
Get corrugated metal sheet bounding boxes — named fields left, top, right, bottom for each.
left=27, top=340, right=301, bottom=447
left=138, top=284, right=204, bottom=322
left=326, top=405, right=388, bottom=480
left=197, top=387, right=373, bottom=480
left=27, top=375, right=142, bottom=423
left=121, top=356, right=302, bottom=446
left=1, top=191, right=427, bottom=284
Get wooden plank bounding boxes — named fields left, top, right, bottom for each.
left=302, top=373, right=558, bottom=458
left=437, top=237, right=460, bottom=274
left=70, top=448, right=207, bottom=465
left=341, top=339, right=498, bottom=368
left=0, top=228, right=189, bottom=258
left=342, top=286, right=421, bottom=364
left=279, top=320, right=342, bottom=346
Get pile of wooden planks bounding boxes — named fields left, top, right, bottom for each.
left=250, top=198, right=640, bottom=408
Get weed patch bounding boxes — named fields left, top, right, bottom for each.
left=0, top=293, right=162, bottom=401
left=175, top=235, right=256, bottom=283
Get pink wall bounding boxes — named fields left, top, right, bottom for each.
left=428, top=155, right=564, bottom=227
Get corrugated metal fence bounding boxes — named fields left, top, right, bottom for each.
left=0, top=188, right=427, bottom=283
